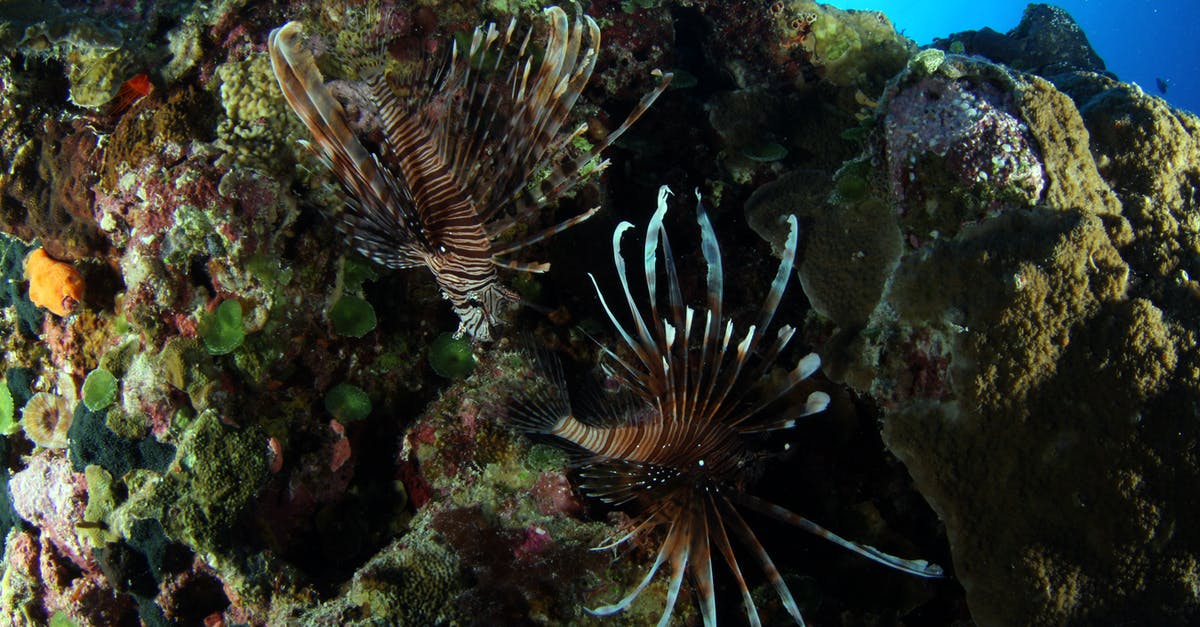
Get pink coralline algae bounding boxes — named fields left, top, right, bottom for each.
left=885, top=77, right=1045, bottom=220
left=530, top=471, right=583, bottom=517
left=513, top=526, right=555, bottom=562
left=9, top=452, right=93, bottom=572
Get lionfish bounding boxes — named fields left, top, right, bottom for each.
left=510, top=187, right=944, bottom=625
left=268, top=7, right=668, bottom=340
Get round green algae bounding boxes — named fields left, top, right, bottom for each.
left=81, top=367, right=118, bottom=412
left=330, top=295, right=377, bottom=338
left=325, top=383, right=372, bottom=423
left=742, top=141, right=788, bottom=163
left=428, top=332, right=476, bottom=379
left=200, top=299, right=245, bottom=355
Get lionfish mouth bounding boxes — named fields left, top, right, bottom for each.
left=509, top=186, right=944, bottom=626
left=268, top=7, right=670, bottom=341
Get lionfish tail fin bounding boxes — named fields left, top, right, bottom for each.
left=735, top=493, right=946, bottom=579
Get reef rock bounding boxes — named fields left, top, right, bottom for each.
left=933, top=3, right=1109, bottom=78
left=787, top=47, right=1200, bottom=626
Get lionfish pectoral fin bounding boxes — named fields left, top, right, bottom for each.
left=270, top=20, right=419, bottom=257
left=719, top=496, right=808, bottom=625
left=708, top=494, right=764, bottom=627
left=269, top=23, right=370, bottom=174
left=689, top=510, right=718, bottom=627
left=586, top=518, right=676, bottom=617
left=491, top=257, right=551, bottom=273
left=804, top=390, right=831, bottom=415
left=735, top=493, right=946, bottom=579
left=657, top=526, right=691, bottom=627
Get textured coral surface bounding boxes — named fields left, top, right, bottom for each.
left=0, top=1, right=1194, bottom=626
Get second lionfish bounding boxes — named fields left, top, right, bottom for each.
left=510, top=187, right=944, bottom=625
left=269, top=7, right=668, bottom=339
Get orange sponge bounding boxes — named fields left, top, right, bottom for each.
left=24, top=248, right=84, bottom=316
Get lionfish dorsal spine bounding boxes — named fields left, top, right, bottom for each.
left=268, top=23, right=424, bottom=258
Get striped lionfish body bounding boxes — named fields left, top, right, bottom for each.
left=511, top=187, right=943, bottom=625
left=268, top=7, right=669, bottom=340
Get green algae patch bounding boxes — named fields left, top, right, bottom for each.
left=0, top=381, right=15, bottom=435
left=330, top=295, right=377, bottom=338
left=81, top=368, right=119, bottom=412
left=742, top=142, right=788, bottom=163
left=325, top=383, right=372, bottom=423
left=200, top=299, right=245, bottom=355
left=48, top=611, right=76, bottom=627
left=341, top=255, right=379, bottom=292
left=428, top=333, right=476, bottom=379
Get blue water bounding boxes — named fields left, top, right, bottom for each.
left=834, top=0, right=1200, bottom=115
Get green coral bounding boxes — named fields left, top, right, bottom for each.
left=162, top=204, right=228, bottom=268
left=0, top=380, right=15, bottom=436
left=81, top=465, right=120, bottom=547
left=909, top=48, right=947, bottom=77
left=80, top=368, right=119, bottom=412
left=119, top=410, right=267, bottom=551
left=325, top=383, right=372, bottom=423
left=329, top=295, right=377, bottom=338
left=742, top=141, right=789, bottom=162
left=214, top=52, right=303, bottom=169
left=298, top=526, right=465, bottom=624
left=66, top=47, right=134, bottom=108
left=200, top=299, right=246, bottom=355
left=428, top=333, right=476, bottom=379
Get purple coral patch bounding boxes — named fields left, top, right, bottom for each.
left=10, top=452, right=93, bottom=572
left=885, top=77, right=1045, bottom=214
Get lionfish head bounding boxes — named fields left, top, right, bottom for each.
left=509, top=186, right=943, bottom=626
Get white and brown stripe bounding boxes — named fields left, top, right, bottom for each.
left=509, top=187, right=943, bottom=626
left=268, top=7, right=671, bottom=340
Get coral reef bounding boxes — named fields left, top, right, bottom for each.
left=932, top=3, right=1110, bottom=78
left=758, top=39, right=1200, bottom=627
left=5, top=1, right=1196, bottom=626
